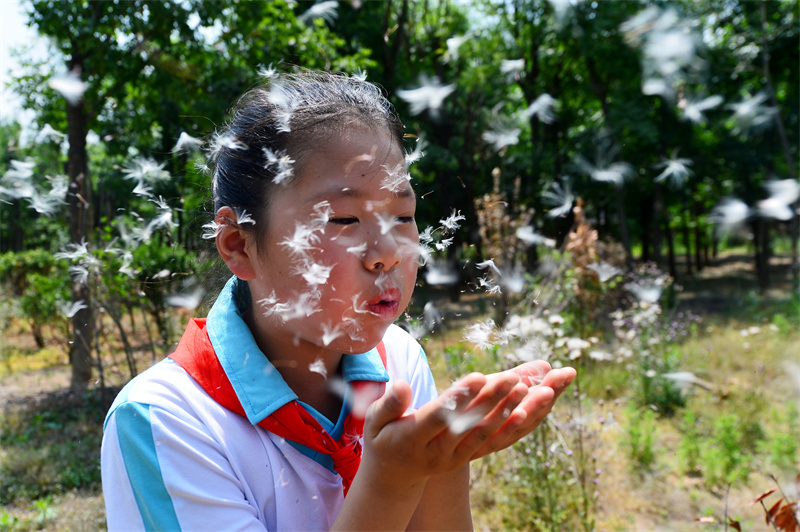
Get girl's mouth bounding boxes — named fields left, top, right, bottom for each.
left=365, top=289, right=401, bottom=317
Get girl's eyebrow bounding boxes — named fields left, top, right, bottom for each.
left=309, top=185, right=415, bottom=203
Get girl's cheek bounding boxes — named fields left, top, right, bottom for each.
left=399, top=241, right=420, bottom=261
left=327, top=240, right=370, bottom=266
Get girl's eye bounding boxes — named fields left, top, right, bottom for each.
left=329, top=217, right=358, bottom=226
left=396, top=216, right=415, bottom=224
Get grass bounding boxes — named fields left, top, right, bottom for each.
left=0, top=389, right=111, bottom=502
left=0, top=318, right=65, bottom=380
left=0, top=388, right=112, bottom=532
left=0, top=315, right=158, bottom=532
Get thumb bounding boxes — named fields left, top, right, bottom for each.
left=365, top=380, right=412, bottom=436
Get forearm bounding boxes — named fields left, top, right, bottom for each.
left=331, top=465, right=428, bottom=532
left=407, top=465, right=472, bottom=531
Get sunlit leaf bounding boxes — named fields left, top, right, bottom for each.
left=751, top=487, right=777, bottom=504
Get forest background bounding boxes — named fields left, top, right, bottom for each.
left=0, top=0, right=798, bottom=531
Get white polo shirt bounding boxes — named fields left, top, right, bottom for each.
left=101, top=277, right=438, bottom=532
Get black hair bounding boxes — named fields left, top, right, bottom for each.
left=211, top=70, right=405, bottom=244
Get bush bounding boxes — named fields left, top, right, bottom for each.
left=0, top=250, right=70, bottom=348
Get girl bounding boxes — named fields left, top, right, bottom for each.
left=101, top=71, right=576, bottom=531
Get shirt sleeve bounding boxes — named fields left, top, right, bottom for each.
left=102, top=399, right=269, bottom=532
left=383, top=325, right=439, bottom=412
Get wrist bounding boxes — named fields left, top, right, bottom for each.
left=332, top=463, right=428, bottom=531
left=356, top=453, right=430, bottom=496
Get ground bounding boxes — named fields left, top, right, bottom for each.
left=1, top=252, right=798, bottom=531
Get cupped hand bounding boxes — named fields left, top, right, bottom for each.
left=359, top=370, right=520, bottom=489
left=467, top=361, right=577, bottom=459
left=359, top=362, right=575, bottom=489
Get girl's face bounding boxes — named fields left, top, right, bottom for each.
left=246, top=126, right=419, bottom=355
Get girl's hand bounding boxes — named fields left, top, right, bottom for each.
left=359, top=370, right=524, bottom=491
left=358, top=362, right=576, bottom=490
left=337, top=363, right=575, bottom=531
left=468, top=361, right=577, bottom=459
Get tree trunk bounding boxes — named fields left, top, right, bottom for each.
left=65, top=65, right=93, bottom=390
left=693, top=199, right=703, bottom=272
left=584, top=51, right=632, bottom=269
left=651, top=183, right=663, bottom=267
left=616, top=185, right=633, bottom=270
left=640, top=195, right=651, bottom=263
left=753, top=219, right=771, bottom=292
left=30, top=320, right=45, bottom=349
left=381, top=0, right=408, bottom=84
left=108, top=304, right=138, bottom=380
left=760, top=0, right=799, bottom=294
left=11, top=201, right=23, bottom=252
left=665, top=220, right=677, bottom=280
left=681, top=202, right=692, bottom=275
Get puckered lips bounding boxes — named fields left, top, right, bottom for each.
left=364, top=288, right=401, bottom=318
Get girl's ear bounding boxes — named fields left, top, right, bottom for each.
left=215, top=206, right=257, bottom=281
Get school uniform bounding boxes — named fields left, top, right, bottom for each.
left=101, top=277, right=438, bottom=531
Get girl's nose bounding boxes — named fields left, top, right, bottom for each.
left=363, top=234, right=402, bottom=272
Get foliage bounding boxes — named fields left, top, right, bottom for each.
left=608, top=265, right=700, bottom=413
left=677, top=409, right=702, bottom=475
left=0, top=251, right=71, bottom=349
left=30, top=495, right=57, bottom=526
left=484, top=410, right=600, bottom=532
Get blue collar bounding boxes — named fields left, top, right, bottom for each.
left=205, top=276, right=390, bottom=426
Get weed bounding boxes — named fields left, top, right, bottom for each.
left=0, top=510, right=19, bottom=532
left=758, top=403, right=800, bottom=478
left=484, top=412, right=599, bottom=532
left=701, top=414, right=752, bottom=488
left=610, top=302, right=696, bottom=415
left=624, top=404, right=657, bottom=471
left=771, top=313, right=794, bottom=335
left=736, top=474, right=800, bottom=532
left=677, top=409, right=702, bottom=475
left=30, top=495, right=57, bottom=526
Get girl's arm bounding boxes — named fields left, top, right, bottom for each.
left=406, top=465, right=472, bottom=531
left=332, top=371, right=530, bottom=531
left=405, top=363, right=576, bottom=530
left=331, top=362, right=576, bottom=531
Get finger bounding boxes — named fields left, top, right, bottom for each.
left=375, top=374, right=487, bottom=447
left=466, top=368, right=577, bottom=459
left=440, top=372, right=519, bottom=440
left=510, top=360, right=552, bottom=386
left=486, top=361, right=551, bottom=387
left=540, top=367, right=577, bottom=399
left=365, top=380, right=413, bottom=437
left=450, top=381, right=529, bottom=461
left=469, top=384, right=556, bottom=459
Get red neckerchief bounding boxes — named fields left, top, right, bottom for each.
left=168, top=318, right=387, bottom=496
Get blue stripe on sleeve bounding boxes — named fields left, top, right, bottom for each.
left=115, top=402, right=181, bottom=532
